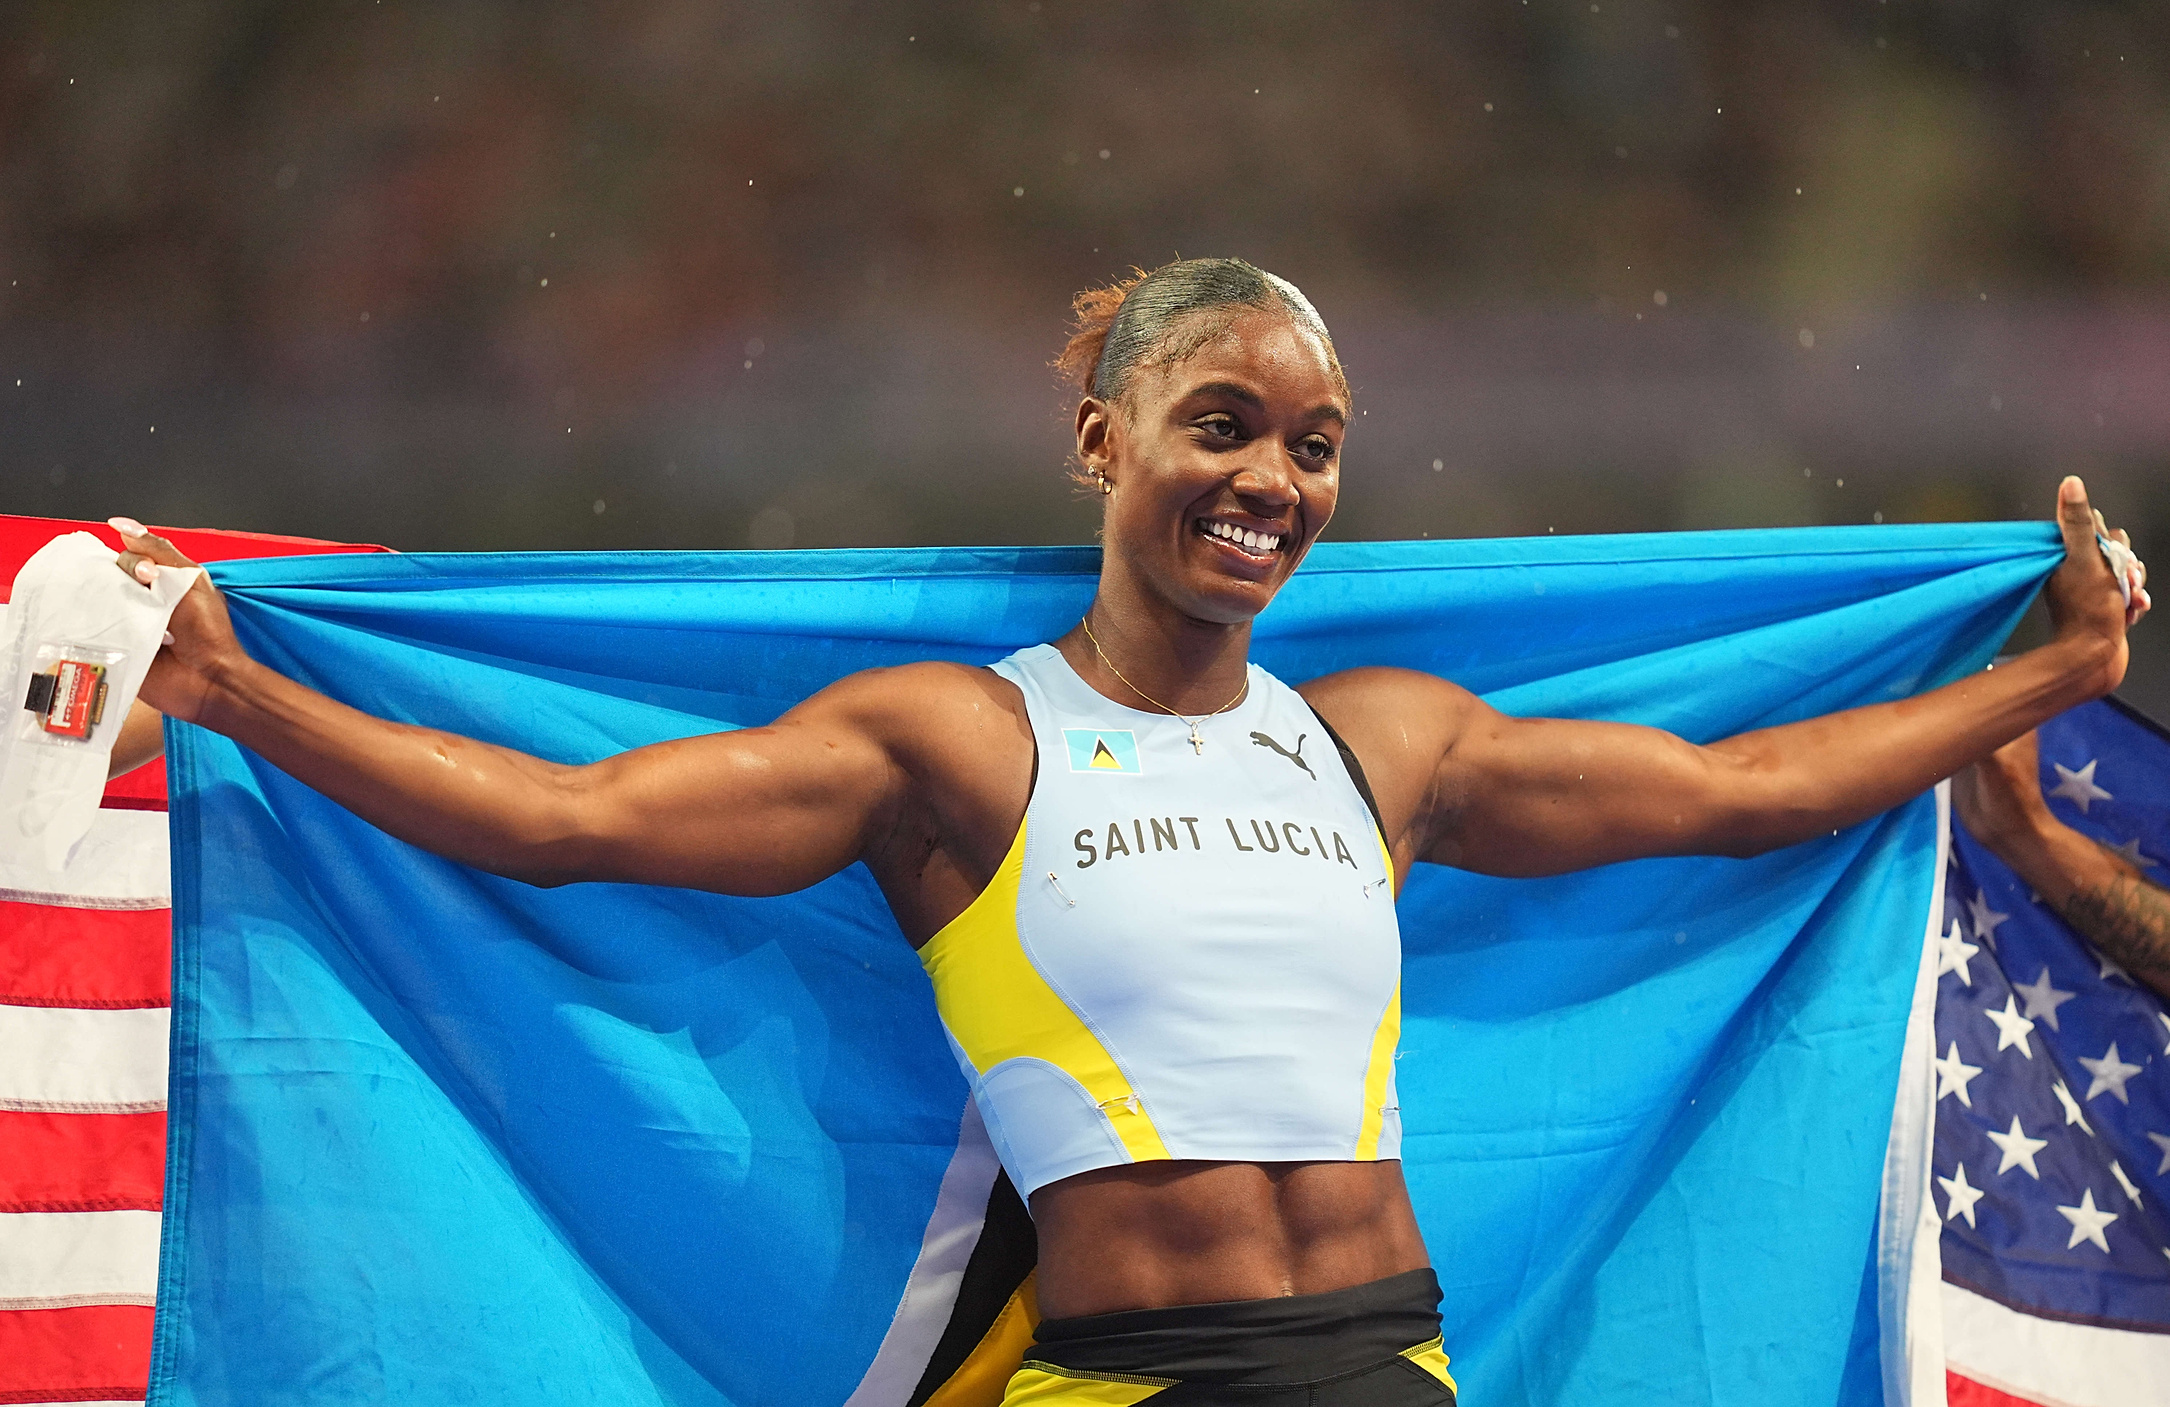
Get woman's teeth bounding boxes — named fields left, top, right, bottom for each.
left=1201, top=519, right=1281, bottom=554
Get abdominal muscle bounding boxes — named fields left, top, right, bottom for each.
left=1027, top=1157, right=1432, bottom=1322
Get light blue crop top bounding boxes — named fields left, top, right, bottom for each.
left=916, top=644, right=1404, bottom=1198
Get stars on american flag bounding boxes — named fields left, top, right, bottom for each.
left=2111, top=1160, right=2145, bottom=1207
left=1939, top=727, right=2170, bottom=1322
left=1936, top=1041, right=1984, bottom=1107
left=2013, top=967, right=2077, bottom=1030
left=1987, top=1114, right=2049, bottom=1178
left=2108, top=836, right=2161, bottom=870
left=2079, top=1043, right=2143, bottom=1104
left=2050, top=1079, right=2094, bottom=1134
left=2056, top=1188, right=2118, bottom=1251
left=1940, top=1162, right=1986, bottom=1227
left=1936, top=920, right=1981, bottom=985
left=2048, top=759, right=2112, bottom=812
left=1965, top=889, right=2011, bottom=948
left=1982, top=994, right=2036, bottom=1058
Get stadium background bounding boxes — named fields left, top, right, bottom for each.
left=2, top=1, right=2165, bottom=712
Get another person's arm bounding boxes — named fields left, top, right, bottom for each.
left=106, top=522, right=934, bottom=895
left=107, top=699, right=166, bottom=779
left=1956, top=730, right=2170, bottom=1001
left=1312, top=476, right=2149, bottom=877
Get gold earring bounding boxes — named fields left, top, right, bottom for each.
left=1098, top=470, right=1113, bottom=495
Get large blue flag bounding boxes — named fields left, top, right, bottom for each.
left=154, top=524, right=2061, bottom=1407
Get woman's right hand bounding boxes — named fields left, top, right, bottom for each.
left=109, top=516, right=249, bottom=726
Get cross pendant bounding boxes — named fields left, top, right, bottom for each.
left=1189, top=724, right=1205, bottom=755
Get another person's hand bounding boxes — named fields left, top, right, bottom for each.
left=1956, top=728, right=2170, bottom=1000
left=2042, top=476, right=2150, bottom=697
left=108, top=517, right=249, bottom=726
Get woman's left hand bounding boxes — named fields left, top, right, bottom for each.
left=2042, top=475, right=2149, bottom=697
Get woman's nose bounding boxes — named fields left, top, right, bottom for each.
left=1231, top=453, right=1299, bottom=506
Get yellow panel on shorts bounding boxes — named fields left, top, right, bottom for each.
left=920, top=1273, right=1041, bottom=1407
left=918, top=820, right=1169, bottom=1163
left=1399, top=1335, right=1458, bottom=1392
left=1001, top=1364, right=1175, bottom=1405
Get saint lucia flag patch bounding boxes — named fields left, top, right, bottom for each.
left=1064, top=728, right=1140, bottom=774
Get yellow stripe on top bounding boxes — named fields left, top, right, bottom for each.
left=1353, top=978, right=1402, bottom=1160
left=919, top=820, right=1170, bottom=1164
left=1353, top=831, right=1400, bottom=1160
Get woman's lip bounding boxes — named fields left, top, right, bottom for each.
left=1194, top=523, right=1282, bottom=576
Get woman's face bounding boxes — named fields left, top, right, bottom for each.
left=1078, top=306, right=1347, bottom=627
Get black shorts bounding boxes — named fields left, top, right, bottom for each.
left=1002, top=1268, right=1455, bottom=1405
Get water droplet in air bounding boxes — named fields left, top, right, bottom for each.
left=1483, top=102, right=1493, bottom=112
left=1013, top=186, right=1025, bottom=197
left=593, top=500, right=606, bottom=515
left=1432, top=459, right=1444, bottom=471
left=1798, top=328, right=1815, bottom=348
left=1653, top=290, right=1667, bottom=306
left=1099, top=149, right=1110, bottom=159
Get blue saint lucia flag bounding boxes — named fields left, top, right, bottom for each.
left=154, top=524, right=2064, bottom=1406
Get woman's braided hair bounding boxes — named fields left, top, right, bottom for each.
left=1054, top=257, right=1347, bottom=489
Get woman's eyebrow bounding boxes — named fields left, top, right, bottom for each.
left=1180, top=380, right=1265, bottom=409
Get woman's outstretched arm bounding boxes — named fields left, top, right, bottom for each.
left=1308, top=477, right=2150, bottom=878
left=111, top=521, right=948, bottom=895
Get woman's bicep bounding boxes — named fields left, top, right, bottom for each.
left=1427, top=712, right=1738, bottom=875
left=561, top=702, right=904, bottom=894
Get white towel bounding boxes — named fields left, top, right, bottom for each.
left=0, top=533, right=198, bottom=871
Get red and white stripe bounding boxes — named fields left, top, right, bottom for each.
left=0, top=513, right=381, bottom=1406
left=0, top=797, right=169, bottom=1407
left=1944, top=1281, right=2170, bottom=1407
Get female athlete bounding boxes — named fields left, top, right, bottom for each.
left=114, top=258, right=2148, bottom=1404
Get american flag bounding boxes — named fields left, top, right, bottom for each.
left=0, top=516, right=381, bottom=1406
left=1938, top=696, right=2170, bottom=1407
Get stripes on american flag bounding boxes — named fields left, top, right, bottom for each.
left=0, top=789, right=170, bottom=1406
left=0, top=514, right=383, bottom=1407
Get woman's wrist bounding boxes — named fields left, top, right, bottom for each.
left=2035, top=629, right=2120, bottom=706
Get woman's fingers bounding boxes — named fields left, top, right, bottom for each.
left=110, top=518, right=205, bottom=589
left=108, top=518, right=200, bottom=569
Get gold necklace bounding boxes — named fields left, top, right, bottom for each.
left=1078, top=617, right=1249, bottom=755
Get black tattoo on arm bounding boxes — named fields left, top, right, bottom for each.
left=2060, top=869, right=2170, bottom=1001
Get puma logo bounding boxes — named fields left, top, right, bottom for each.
left=1250, top=730, right=1315, bottom=780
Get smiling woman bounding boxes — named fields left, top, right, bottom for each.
left=105, top=257, right=2146, bottom=1405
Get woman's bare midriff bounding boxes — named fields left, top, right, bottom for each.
left=1027, top=1158, right=1432, bottom=1322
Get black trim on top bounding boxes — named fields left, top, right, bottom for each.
left=1306, top=706, right=1387, bottom=840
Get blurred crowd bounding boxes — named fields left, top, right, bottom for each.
left=2, top=1, right=2166, bottom=705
